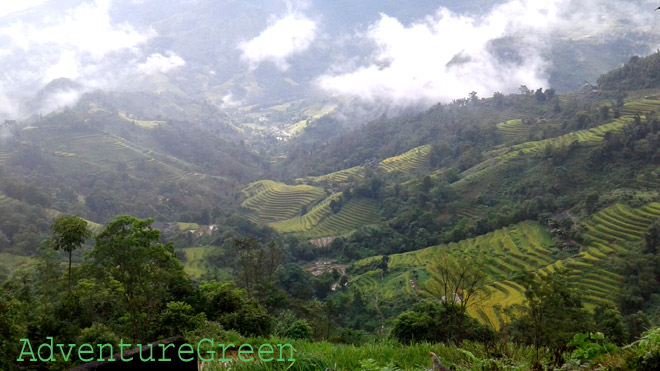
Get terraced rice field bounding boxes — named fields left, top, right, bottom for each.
left=350, top=210, right=652, bottom=330
left=300, top=198, right=380, bottom=238
left=392, top=222, right=553, bottom=279
left=241, top=180, right=326, bottom=223
left=351, top=222, right=555, bottom=327
left=0, top=151, right=14, bottom=165
left=270, top=193, right=342, bottom=233
left=46, top=133, right=146, bottom=164
left=300, top=166, right=364, bottom=185
left=621, top=99, right=660, bottom=116
left=460, top=99, right=660, bottom=184
left=582, top=202, right=660, bottom=254
left=378, top=145, right=431, bottom=173
left=27, top=128, right=206, bottom=184
left=496, top=119, right=529, bottom=143
left=301, top=145, right=432, bottom=184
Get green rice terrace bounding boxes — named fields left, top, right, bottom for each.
left=293, top=198, right=380, bottom=238
left=378, top=145, right=431, bottom=173
left=299, top=144, right=431, bottom=185
left=241, top=180, right=327, bottom=223
left=496, top=119, right=529, bottom=143
left=244, top=180, right=380, bottom=237
left=460, top=98, right=660, bottom=185
left=350, top=201, right=660, bottom=330
left=245, top=145, right=435, bottom=236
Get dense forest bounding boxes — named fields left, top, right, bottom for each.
left=6, top=49, right=660, bottom=370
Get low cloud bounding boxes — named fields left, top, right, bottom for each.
left=0, top=0, right=159, bottom=119
left=318, top=0, right=658, bottom=108
left=239, top=12, right=317, bottom=71
left=138, top=52, right=186, bottom=74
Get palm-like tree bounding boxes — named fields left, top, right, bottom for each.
left=51, top=215, right=91, bottom=292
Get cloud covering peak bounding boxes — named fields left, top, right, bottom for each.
left=0, top=0, right=183, bottom=119
left=318, top=0, right=658, bottom=107
left=239, top=12, right=317, bottom=71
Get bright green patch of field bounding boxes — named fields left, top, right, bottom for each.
left=287, top=119, right=308, bottom=136
left=496, top=119, right=528, bottom=143
left=378, top=145, right=431, bottom=173
left=177, top=222, right=200, bottom=231
left=180, top=246, right=231, bottom=281
left=181, top=247, right=209, bottom=279
left=241, top=180, right=327, bottom=223
left=298, top=198, right=380, bottom=238
left=269, top=193, right=342, bottom=233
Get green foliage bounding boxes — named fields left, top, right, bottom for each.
left=643, top=220, right=660, bottom=255
left=598, top=53, right=660, bottom=91
left=157, top=301, right=206, bottom=337
left=593, top=304, right=627, bottom=345
left=0, top=287, right=26, bottom=370
left=509, top=270, right=594, bottom=364
left=50, top=215, right=91, bottom=291
left=567, top=332, right=617, bottom=364
left=77, top=323, right=121, bottom=351
left=198, top=281, right=274, bottom=337
left=391, top=300, right=491, bottom=344
left=624, top=327, right=660, bottom=370
left=88, top=215, right=191, bottom=341
left=285, top=320, right=313, bottom=340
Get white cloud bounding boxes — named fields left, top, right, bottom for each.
left=2, top=0, right=153, bottom=59
left=0, top=0, right=157, bottom=119
left=239, top=12, right=317, bottom=71
left=138, top=52, right=186, bottom=74
left=318, top=0, right=658, bottom=108
left=39, top=89, right=84, bottom=115
left=0, top=0, right=50, bottom=19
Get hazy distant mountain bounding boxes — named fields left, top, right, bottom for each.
left=0, top=0, right=658, bottom=121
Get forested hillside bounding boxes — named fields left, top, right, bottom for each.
left=6, top=48, right=660, bottom=370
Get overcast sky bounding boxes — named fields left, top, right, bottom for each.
left=0, top=0, right=658, bottom=120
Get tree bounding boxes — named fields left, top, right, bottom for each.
left=535, top=88, right=546, bottom=103
left=50, top=215, right=91, bottom=292
left=426, top=255, right=487, bottom=342
left=593, top=303, right=627, bottom=345
left=585, top=192, right=599, bottom=214
left=644, top=220, right=660, bottom=255
left=391, top=300, right=490, bottom=344
left=509, top=270, right=594, bottom=365
left=230, top=237, right=283, bottom=298
left=544, top=88, right=556, bottom=101
left=88, top=215, right=190, bottom=341
left=198, top=281, right=274, bottom=337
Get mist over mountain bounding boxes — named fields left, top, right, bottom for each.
left=0, top=0, right=658, bottom=122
